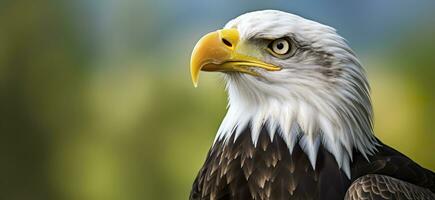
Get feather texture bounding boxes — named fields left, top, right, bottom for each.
left=345, top=175, right=435, bottom=200
left=190, top=127, right=435, bottom=200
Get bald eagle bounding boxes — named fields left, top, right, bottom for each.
left=189, top=10, right=434, bottom=200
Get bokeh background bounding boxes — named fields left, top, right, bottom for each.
left=1, top=0, right=434, bottom=199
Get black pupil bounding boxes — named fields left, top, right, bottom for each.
left=276, top=42, right=284, bottom=50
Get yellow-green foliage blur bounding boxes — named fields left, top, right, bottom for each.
left=0, top=1, right=433, bottom=200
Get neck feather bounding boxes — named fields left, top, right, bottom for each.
left=214, top=72, right=378, bottom=179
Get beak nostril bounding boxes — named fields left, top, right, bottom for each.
left=222, top=38, right=232, bottom=47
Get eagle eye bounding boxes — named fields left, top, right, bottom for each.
left=267, top=38, right=294, bottom=58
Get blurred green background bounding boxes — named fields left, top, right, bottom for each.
left=0, top=0, right=434, bottom=199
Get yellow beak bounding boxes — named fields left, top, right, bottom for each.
left=190, top=28, right=281, bottom=87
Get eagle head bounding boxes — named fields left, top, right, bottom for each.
left=190, top=10, right=377, bottom=177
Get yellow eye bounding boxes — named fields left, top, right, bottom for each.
left=270, top=38, right=290, bottom=55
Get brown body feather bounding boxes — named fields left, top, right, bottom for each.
left=190, top=126, right=435, bottom=200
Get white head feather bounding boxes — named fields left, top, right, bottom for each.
left=214, top=10, right=378, bottom=178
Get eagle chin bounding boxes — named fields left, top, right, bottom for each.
left=189, top=10, right=435, bottom=200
